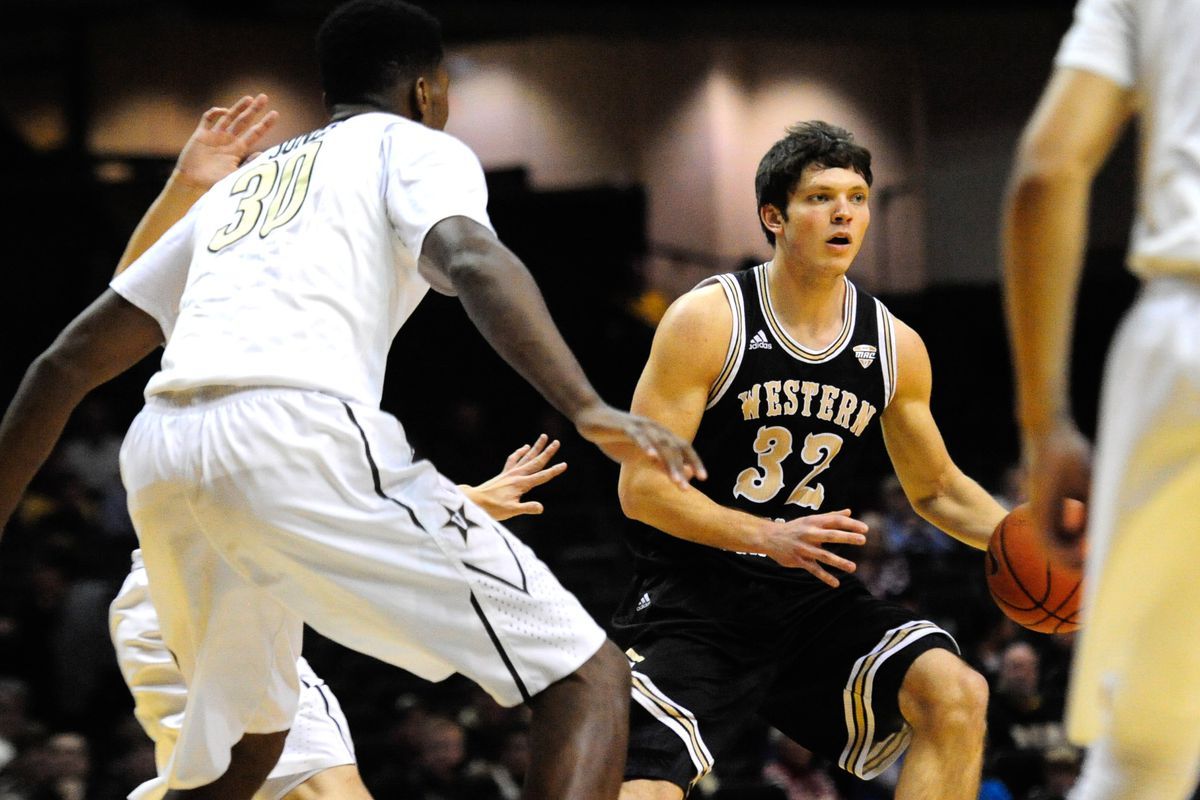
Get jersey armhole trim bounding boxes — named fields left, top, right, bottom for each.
left=875, top=299, right=898, bottom=407
left=701, top=274, right=745, bottom=409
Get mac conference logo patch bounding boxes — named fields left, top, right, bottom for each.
left=853, top=344, right=878, bottom=369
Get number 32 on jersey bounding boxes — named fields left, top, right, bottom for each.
left=733, top=426, right=843, bottom=510
left=208, top=141, right=323, bottom=252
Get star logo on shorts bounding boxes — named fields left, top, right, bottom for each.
left=440, top=501, right=529, bottom=594
left=441, top=502, right=484, bottom=543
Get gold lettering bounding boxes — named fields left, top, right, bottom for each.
left=817, top=385, right=840, bottom=421
left=849, top=400, right=878, bottom=436
left=834, top=389, right=858, bottom=428
left=800, top=381, right=819, bottom=417
left=739, top=384, right=762, bottom=420
left=782, top=380, right=800, bottom=416
left=763, top=381, right=782, bottom=417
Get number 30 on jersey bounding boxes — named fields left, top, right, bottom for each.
left=208, top=141, right=322, bottom=252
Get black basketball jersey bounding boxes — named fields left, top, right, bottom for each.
left=625, top=263, right=898, bottom=586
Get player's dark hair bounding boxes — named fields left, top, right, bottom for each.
left=317, top=0, right=444, bottom=107
left=755, top=121, right=873, bottom=246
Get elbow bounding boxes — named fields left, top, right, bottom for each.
left=1007, top=147, right=1092, bottom=201
left=30, top=343, right=95, bottom=401
left=617, top=467, right=652, bottom=523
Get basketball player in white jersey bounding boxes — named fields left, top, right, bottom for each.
left=0, top=2, right=705, bottom=798
left=106, top=94, right=368, bottom=800
left=1004, top=0, right=1200, bottom=797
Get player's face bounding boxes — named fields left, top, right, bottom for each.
left=777, top=166, right=870, bottom=275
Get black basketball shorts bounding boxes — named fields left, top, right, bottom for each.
left=617, top=582, right=958, bottom=793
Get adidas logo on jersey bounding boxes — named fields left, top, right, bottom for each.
left=853, top=344, right=878, bottom=369
left=749, top=330, right=773, bottom=350
left=636, top=592, right=651, bottom=611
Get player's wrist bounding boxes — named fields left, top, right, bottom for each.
left=167, top=168, right=218, bottom=196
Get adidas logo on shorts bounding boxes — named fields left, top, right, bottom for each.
left=749, top=330, right=773, bottom=350
left=636, top=592, right=651, bottom=611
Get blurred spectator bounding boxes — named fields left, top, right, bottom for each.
left=0, top=681, right=32, bottom=772
left=463, top=724, right=529, bottom=800
left=986, top=641, right=1068, bottom=799
left=761, top=731, right=843, bottom=800
left=857, top=510, right=912, bottom=602
left=878, top=476, right=953, bottom=557
left=372, top=714, right=470, bottom=799
left=1027, top=744, right=1082, bottom=800
left=0, top=730, right=90, bottom=800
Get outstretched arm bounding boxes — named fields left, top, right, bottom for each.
left=1, top=95, right=278, bottom=539
left=0, top=293, right=164, bottom=533
left=880, top=319, right=1007, bottom=551
left=116, top=94, right=278, bottom=275
left=420, top=216, right=706, bottom=489
left=459, top=434, right=568, bottom=521
left=1002, top=66, right=1133, bottom=567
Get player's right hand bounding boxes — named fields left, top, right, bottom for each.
left=574, top=403, right=706, bottom=490
left=1021, top=418, right=1091, bottom=571
left=765, top=509, right=868, bottom=587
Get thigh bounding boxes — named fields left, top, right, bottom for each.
left=1070, top=284, right=1200, bottom=744
left=623, top=629, right=776, bottom=793
left=123, top=446, right=304, bottom=792
left=767, top=592, right=958, bottom=780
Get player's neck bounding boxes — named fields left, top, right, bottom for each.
left=764, top=259, right=848, bottom=347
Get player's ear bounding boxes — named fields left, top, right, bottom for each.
left=412, top=76, right=431, bottom=124
left=760, top=204, right=785, bottom=236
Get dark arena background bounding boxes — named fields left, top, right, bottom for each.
left=0, top=2, right=1156, bottom=798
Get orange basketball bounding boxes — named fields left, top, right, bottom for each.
left=985, top=500, right=1085, bottom=634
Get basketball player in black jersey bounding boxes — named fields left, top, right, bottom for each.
left=614, top=121, right=1008, bottom=800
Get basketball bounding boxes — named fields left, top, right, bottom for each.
left=985, top=500, right=1085, bottom=634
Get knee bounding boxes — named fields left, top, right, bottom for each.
left=583, top=639, right=632, bottom=700
left=900, top=651, right=989, bottom=739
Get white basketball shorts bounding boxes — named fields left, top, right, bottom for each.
left=109, top=550, right=356, bottom=800
left=119, top=387, right=606, bottom=790
left=1067, top=277, right=1200, bottom=747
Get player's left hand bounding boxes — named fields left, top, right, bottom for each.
left=1022, top=417, right=1091, bottom=571
left=460, top=434, right=568, bottom=521
left=173, top=94, right=279, bottom=190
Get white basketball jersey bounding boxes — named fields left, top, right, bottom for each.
left=111, top=112, right=495, bottom=407
left=1056, top=0, right=1200, bottom=277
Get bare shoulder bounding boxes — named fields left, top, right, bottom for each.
left=887, top=313, right=932, bottom=398
left=641, top=281, right=733, bottom=392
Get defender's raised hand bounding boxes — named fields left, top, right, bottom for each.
left=460, top=434, right=568, bottom=521
left=173, top=94, right=279, bottom=189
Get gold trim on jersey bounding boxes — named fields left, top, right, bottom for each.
left=630, top=668, right=715, bottom=785
left=704, top=272, right=746, bottom=409
left=875, top=299, right=898, bottom=407
left=756, top=265, right=857, bottom=363
left=837, top=621, right=955, bottom=779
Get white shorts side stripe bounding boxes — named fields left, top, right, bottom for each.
left=630, top=669, right=715, bottom=784
left=838, top=621, right=955, bottom=779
